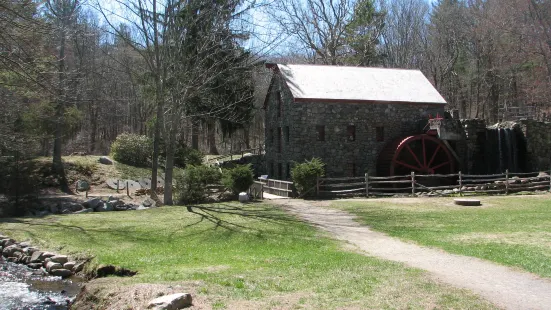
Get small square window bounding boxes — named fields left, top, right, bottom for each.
left=316, top=125, right=325, bottom=141
left=346, top=163, right=356, bottom=177
left=277, top=127, right=282, bottom=152
left=284, top=126, right=290, bottom=143
left=376, top=126, right=384, bottom=142
left=347, top=125, right=355, bottom=141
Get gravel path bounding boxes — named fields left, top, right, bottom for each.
left=272, top=200, right=551, bottom=310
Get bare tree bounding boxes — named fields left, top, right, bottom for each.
left=269, top=0, right=383, bottom=65
left=46, top=0, right=81, bottom=192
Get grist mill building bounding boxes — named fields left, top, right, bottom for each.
left=263, top=63, right=450, bottom=179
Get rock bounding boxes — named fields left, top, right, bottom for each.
left=114, top=205, right=128, bottom=211
left=28, top=263, right=43, bottom=269
left=97, top=202, right=114, bottom=212
left=6, top=257, right=17, bottom=263
left=109, top=200, right=124, bottom=207
left=45, top=261, right=62, bottom=272
left=61, top=202, right=84, bottom=212
left=18, top=241, right=31, bottom=248
left=72, top=262, right=85, bottom=273
left=142, top=198, right=156, bottom=208
left=42, top=252, right=56, bottom=259
left=61, top=209, right=73, bottom=214
left=37, top=211, right=51, bottom=217
left=83, top=198, right=102, bottom=209
left=50, top=255, right=68, bottom=265
left=23, top=247, right=38, bottom=256
left=49, top=204, right=60, bottom=214
left=2, top=245, right=21, bottom=257
left=238, top=192, right=249, bottom=203
left=99, top=156, right=113, bottom=165
left=147, top=293, right=192, bottom=310
left=74, top=208, right=93, bottom=214
left=50, top=268, right=73, bottom=278
left=30, top=251, right=45, bottom=263
left=63, top=261, right=76, bottom=270
left=1, top=238, right=15, bottom=247
left=136, top=206, right=149, bottom=211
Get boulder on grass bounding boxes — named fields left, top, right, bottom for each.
left=83, top=198, right=101, bottom=209
left=142, top=198, right=156, bottom=208
left=147, top=293, right=192, bottom=310
left=99, top=156, right=113, bottom=165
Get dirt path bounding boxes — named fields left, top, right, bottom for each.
left=272, top=199, right=551, bottom=310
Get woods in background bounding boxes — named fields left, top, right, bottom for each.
left=1, top=0, right=550, bottom=201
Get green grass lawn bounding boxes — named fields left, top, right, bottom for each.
left=0, top=203, right=495, bottom=309
left=332, top=195, right=551, bottom=278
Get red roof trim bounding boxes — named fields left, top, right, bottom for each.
left=293, top=97, right=446, bottom=106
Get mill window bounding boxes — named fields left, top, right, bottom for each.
left=346, top=163, right=357, bottom=177
left=376, top=126, right=384, bottom=142
left=284, top=126, right=290, bottom=144
left=316, top=125, right=325, bottom=141
left=269, top=129, right=274, bottom=145
left=277, top=91, right=282, bottom=117
left=278, top=163, right=283, bottom=179
left=347, top=125, right=356, bottom=141
left=277, top=127, right=282, bottom=152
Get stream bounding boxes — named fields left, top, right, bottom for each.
left=0, top=257, right=83, bottom=310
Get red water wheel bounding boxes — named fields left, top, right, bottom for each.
left=377, top=135, right=456, bottom=176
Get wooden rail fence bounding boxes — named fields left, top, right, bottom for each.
left=316, top=170, right=551, bottom=198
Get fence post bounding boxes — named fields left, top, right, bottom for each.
left=260, top=182, right=264, bottom=200
left=365, top=173, right=369, bottom=198
left=316, top=177, right=320, bottom=197
left=126, top=181, right=130, bottom=197
left=458, top=171, right=463, bottom=196
left=505, top=169, right=509, bottom=195
left=549, top=170, right=551, bottom=193
left=116, top=180, right=119, bottom=193
left=411, top=172, right=416, bottom=197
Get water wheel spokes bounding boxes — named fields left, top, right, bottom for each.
left=390, top=135, right=455, bottom=176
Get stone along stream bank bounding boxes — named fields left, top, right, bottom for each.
left=0, top=235, right=85, bottom=309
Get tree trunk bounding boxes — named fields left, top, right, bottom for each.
left=163, top=112, right=178, bottom=205
left=207, top=118, right=218, bottom=155
left=52, top=19, right=69, bottom=193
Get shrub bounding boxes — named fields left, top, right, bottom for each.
left=174, top=146, right=204, bottom=168
left=291, top=158, right=325, bottom=196
left=175, top=165, right=222, bottom=204
left=110, top=133, right=152, bottom=167
left=222, top=164, right=254, bottom=194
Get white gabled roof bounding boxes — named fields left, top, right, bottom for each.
left=276, top=64, right=446, bottom=105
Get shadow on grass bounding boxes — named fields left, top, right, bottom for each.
left=0, top=202, right=311, bottom=246
left=178, top=202, right=306, bottom=236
